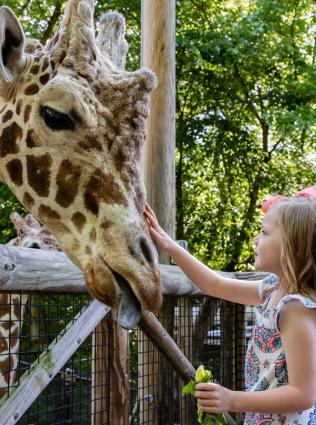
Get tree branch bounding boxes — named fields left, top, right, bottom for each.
left=41, top=0, right=63, bottom=45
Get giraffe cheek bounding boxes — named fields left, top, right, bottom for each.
left=84, top=259, right=120, bottom=308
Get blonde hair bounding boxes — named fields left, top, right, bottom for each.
left=271, top=197, right=316, bottom=301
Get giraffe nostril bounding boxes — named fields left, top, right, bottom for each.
left=138, top=237, right=154, bottom=266
left=26, top=242, right=41, bottom=249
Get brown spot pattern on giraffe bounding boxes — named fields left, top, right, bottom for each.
left=113, top=147, right=129, bottom=173
left=50, top=222, right=71, bottom=235
left=6, top=159, right=23, bottom=186
left=13, top=298, right=23, bottom=320
left=71, top=212, right=86, bottom=232
left=100, top=219, right=114, bottom=232
left=15, top=99, right=23, bottom=115
left=0, top=335, right=8, bottom=353
left=30, top=64, right=40, bottom=74
left=24, top=84, right=40, bottom=96
left=38, top=205, right=61, bottom=220
left=0, top=355, right=15, bottom=387
left=0, top=122, right=22, bottom=157
left=0, top=294, right=9, bottom=317
left=23, top=192, right=35, bottom=208
left=2, top=321, right=17, bottom=330
left=55, top=160, right=81, bottom=208
left=9, top=327, right=20, bottom=349
left=2, top=110, right=13, bottom=123
left=26, top=129, right=37, bottom=148
left=26, top=154, right=52, bottom=197
left=39, top=73, right=50, bottom=85
left=24, top=105, right=32, bottom=123
left=78, top=135, right=103, bottom=151
left=84, top=169, right=127, bottom=215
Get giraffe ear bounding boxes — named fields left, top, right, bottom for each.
left=0, top=7, right=25, bottom=83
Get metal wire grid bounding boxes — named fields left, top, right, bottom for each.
left=0, top=292, right=254, bottom=424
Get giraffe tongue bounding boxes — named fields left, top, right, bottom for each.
left=114, top=272, right=142, bottom=330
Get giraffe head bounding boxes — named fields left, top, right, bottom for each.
left=0, top=1, right=162, bottom=323
left=8, top=212, right=61, bottom=251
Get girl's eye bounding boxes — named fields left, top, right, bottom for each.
left=261, top=230, right=267, bottom=235
left=40, top=106, right=75, bottom=131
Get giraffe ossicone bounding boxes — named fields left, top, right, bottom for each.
left=0, top=0, right=162, bottom=327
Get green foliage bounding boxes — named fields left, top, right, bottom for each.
left=1, top=0, right=315, bottom=271
left=182, top=379, right=196, bottom=395
left=176, top=0, right=316, bottom=270
left=0, top=184, right=26, bottom=243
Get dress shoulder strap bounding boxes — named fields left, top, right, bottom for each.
left=275, top=293, right=316, bottom=332
left=258, top=274, right=278, bottom=302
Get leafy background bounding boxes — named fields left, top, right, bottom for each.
left=1, top=0, right=316, bottom=272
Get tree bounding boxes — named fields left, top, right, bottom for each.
left=176, top=0, right=316, bottom=270
left=1, top=0, right=315, bottom=270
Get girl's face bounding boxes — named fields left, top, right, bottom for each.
left=253, top=210, right=282, bottom=274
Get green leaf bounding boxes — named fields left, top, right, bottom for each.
left=182, top=379, right=196, bottom=396
left=182, top=367, right=227, bottom=425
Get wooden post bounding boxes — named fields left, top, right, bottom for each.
left=140, top=1, right=176, bottom=423
left=178, top=297, right=193, bottom=424
left=141, top=0, right=176, bottom=258
left=91, top=320, right=110, bottom=425
left=91, top=312, right=129, bottom=425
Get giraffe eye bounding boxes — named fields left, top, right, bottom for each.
left=40, top=106, right=75, bottom=131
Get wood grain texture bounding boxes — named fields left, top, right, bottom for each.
left=0, top=245, right=269, bottom=295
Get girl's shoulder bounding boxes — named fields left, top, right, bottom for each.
left=275, top=292, right=316, bottom=332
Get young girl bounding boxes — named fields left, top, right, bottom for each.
left=144, top=196, right=316, bottom=424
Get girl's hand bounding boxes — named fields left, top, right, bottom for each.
left=195, top=383, right=233, bottom=413
left=143, top=203, right=174, bottom=252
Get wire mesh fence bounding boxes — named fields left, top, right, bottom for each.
left=0, top=291, right=254, bottom=424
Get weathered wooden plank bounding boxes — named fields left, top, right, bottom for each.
left=0, top=245, right=269, bottom=295
left=0, top=245, right=84, bottom=291
left=0, top=299, right=110, bottom=425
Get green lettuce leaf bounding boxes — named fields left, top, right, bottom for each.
left=182, top=366, right=227, bottom=425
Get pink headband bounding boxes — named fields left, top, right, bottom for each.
left=262, top=185, right=316, bottom=214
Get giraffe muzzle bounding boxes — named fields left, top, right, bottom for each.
left=84, top=256, right=143, bottom=329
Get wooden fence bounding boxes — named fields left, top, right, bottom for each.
left=0, top=245, right=268, bottom=424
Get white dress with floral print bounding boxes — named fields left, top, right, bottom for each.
left=244, top=274, right=316, bottom=425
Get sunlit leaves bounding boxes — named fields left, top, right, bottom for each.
left=176, top=0, right=316, bottom=270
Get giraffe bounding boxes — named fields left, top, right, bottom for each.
left=0, top=0, right=162, bottom=325
left=0, top=212, right=60, bottom=399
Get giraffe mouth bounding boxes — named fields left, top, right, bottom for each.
left=100, top=257, right=142, bottom=330
left=113, top=270, right=142, bottom=330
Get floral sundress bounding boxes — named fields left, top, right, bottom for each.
left=244, top=274, right=316, bottom=425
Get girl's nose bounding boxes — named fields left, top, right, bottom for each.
left=253, top=235, right=259, bottom=244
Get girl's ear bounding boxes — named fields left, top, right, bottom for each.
left=0, top=6, right=25, bottom=83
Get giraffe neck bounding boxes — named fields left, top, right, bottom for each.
left=0, top=293, right=27, bottom=399
left=0, top=214, right=60, bottom=400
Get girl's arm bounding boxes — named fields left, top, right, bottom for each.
left=196, top=301, right=316, bottom=414
left=144, top=204, right=262, bottom=306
